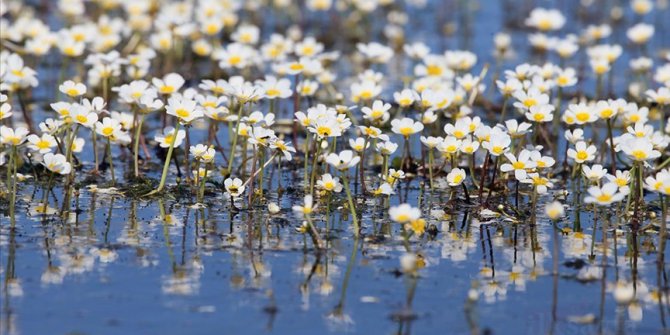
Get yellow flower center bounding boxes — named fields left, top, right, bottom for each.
left=317, top=126, right=331, bottom=137
left=576, top=151, right=588, bottom=161
left=576, top=112, right=590, bottom=122
left=523, top=98, right=537, bottom=108
left=631, top=150, right=647, bottom=160
left=538, top=19, right=552, bottom=31
left=229, top=55, right=242, bottom=66
left=175, top=108, right=190, bottom=118
left=426, top=64, right=442, bottom=76
left=360, top=91, right=373, bottom=100
left=266, top=88, right=280, bottom=97
left=160, top=85, right=175, bottom=94
left=395, top=213, right=410, bottom=222
left=600, top=109, right=613, bottom=118
left=596, top=193, right=612, bottom=203
left=399, top=127, right=414, bottom=136
left=36, top=140, right=50, bottom=149
left=512, top=161, right=525, bottom=169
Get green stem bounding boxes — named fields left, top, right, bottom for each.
left=198, top=163, right=209, bottom=202
left=9, top=146, right=17, bottom=228
left=304, top=134, right=311, bottom=190
left=107, top=137, right=115, bottom=185
left=428, top=149, right=434, bottom=190
left=133, top=114, right=145, bottom=177
left=310, top=138, right=322, bottom=195
left=606, top=119, right=616, bottom=173
left=226, top=103, right=245, bottom=175
left=92, top=127, right=99, bottom=172
left=342, top=173, right=359, bottom=236
left=259, top=149, right=265, bottom=199
left=146, top=122, right=181, bottom=195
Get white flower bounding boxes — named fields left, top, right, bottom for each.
left=646, top=87, right=670, bottom=105
left=545, top=201, right=564, bottom=220
left=525, top=8, right=565, bottom=31
left=564, top=129, right=584, bottom=144
left=582, top=164, right=607, bottom=182
left=41, top=153, right=72, bottom=175
left=482, top=132, right=511, bottom=156
left=269, top=139, right=297, bottom=161
left=584, top=183, right=626, bottom=205
left=376, top=141, right=398, bottom=155
left=361, top=100, right=391, bottom=123
left=525, top=104, right=554, bottom=123
left=349, top=137, right=369, bottom=152
left=389, top=204, right=421, bottom=223
left=26, top=133, right=57, bottom=153
left=393, top=89, right=419, bottom=107
left=0, top=126, right=28, bottom=146
left=568, top=141, right=597, bottom=163
left=391, top=117, right=424, bottom=137
left=513, top=87, right=549, bottom=111
left=224, top=178, right=245, bottom=197
left=0, top=102, right=12, bottom=120
left=500, top=149, right=537, bottom=180
left=70, top=105, right=99, bottom=128
left=613, top=281, right=635, bottom=304
left=190, top=144, right=215, bottom=163
left=293, top=195, right=317, bottom=217
left=59, top=80, right=87, bottom=98
left=166, top=97, right=202, bottom=123
left=326, top=150, right=360, bottom=170
left=357, top=42, right=394, bottom=63
left=152, top=73, right=185, bottom=95
left=447, top=168, right=466, bottom=186
left=504, top=119, right=532, bottom=137
left=317, top=174, right=343, bottom=193
left=95, top=117, right=122, bottom=138
left=620, top=137, right=660, bottom=161
left=420, top=136, right=442, bottom=149
left=155, top=127, right=186, bottom=148
left=627, top=23, right=654, bottom=44
left=258, top=76, right=292, bottom=99
left=372, top=183, right=394, bottom=196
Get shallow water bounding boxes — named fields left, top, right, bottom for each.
left=2, top=1, right=670, bottom=335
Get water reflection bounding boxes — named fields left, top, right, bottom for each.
left=2, top=177, right=670, bottom=334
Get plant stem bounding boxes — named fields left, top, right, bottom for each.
left=198, top=164, right=209, bottom=202
left=91, top=127, right=99, bottom=172
left=310, top=138, right=322, bottom=195
left=428, top=149, right=434, bottom=190
left=342, top=173, right=359, bottom=236
left=9, top=146, right=17, bottom=229
left=107, top=137, right=115, bottom=185
left=133, top=114, right=145, bottom=177
left=146, top=122, right=181, bottom=195
left=606, top=119, right=617, bottom=173
left=226, top=103, right=245, bottom=175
